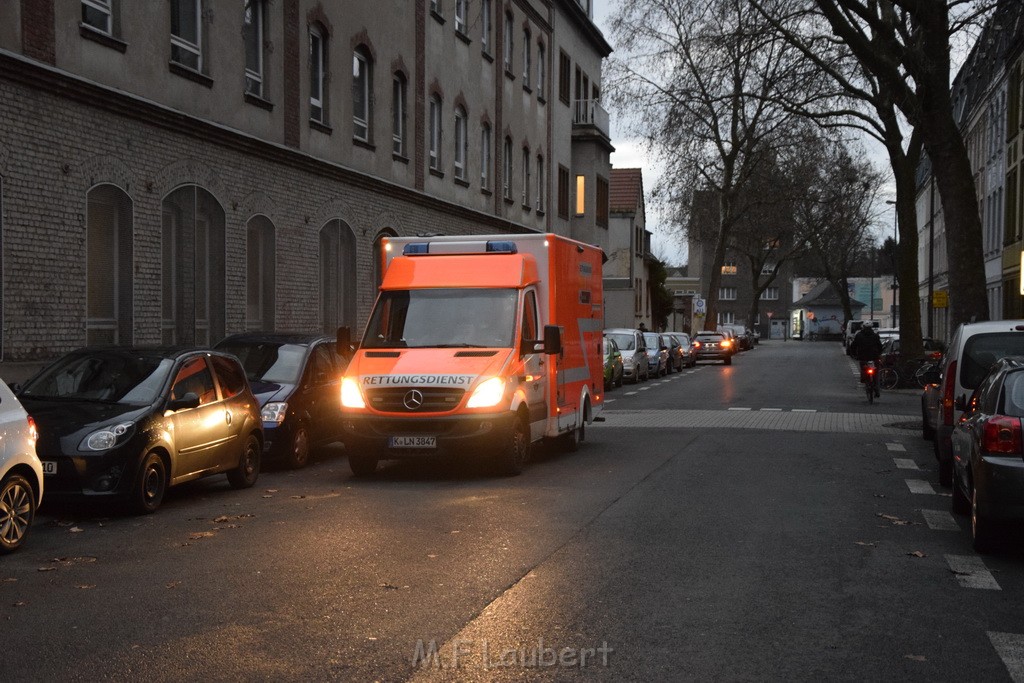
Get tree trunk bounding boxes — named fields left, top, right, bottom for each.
left=891, top=147, right=924, bottom=359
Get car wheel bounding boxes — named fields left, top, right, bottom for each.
left=131, top=452, right=167, bottom=515
left=227, top=434, right=261, bottom=489
left=971, top=480, right=998, bottom=553
left=286, top=424, right=311, bottom=470
left=0, top=474, right=36, bottom=553
left=951, top=471, right=970, bottom=515
left=496, top=414, right=529, bottom=476
left=348, top=454, right=378, bottom=477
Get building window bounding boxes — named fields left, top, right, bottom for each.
left=537, top=41, right=546, bottom=95
left=719, top=287, right=737, bottom=300
left=430, top=0, right=441, bottom=15
left=82, top=0, right=112, bottom=35
left=481, top=122, right=492, bottom=189
left=503, top=136, right=513, bottom=200
left=504, top=12, right=514, bottom=73
left=319, top=220, right=357, bottom=333
left=309, top=26, right=327, bottom=123
left=455, top=0, right=467, bottom=33
left=522, top=28, right=531, bottom=87
left=559, top=50, right=571, bottom=105
left=557, top=165, right=570, bottom=219
left=243, top=0, right=264, bottom=97
left=717, top=311, right=735, bottom=325
left=536, top=154, right=545, bottom=212
left=353, top=47, right=372, bottom=142
left=454, top=106, right=468, bottom=180
left=575, top=175, right=585, bottom=215
left=162, top=186, right=226, bottom=346
left=721, top=260, right=737, bottom=275
left=87, top=185, right=133, bottom=345
left=760, top=287, right=779, bottom=301
left=521, top=147, right=531, bottom=207
left=596, top=175, right=608, bottom=227
left=170, top=0, right=202, bottom=71
left=392, top=73, right=407, bottom=156
left=246, top=216, right=276, bottom=330
left=481, top=0, right=491, bottom=53
left=761, top=263, right=776, bottom=275
left=429, top=94, right=443, bottom=171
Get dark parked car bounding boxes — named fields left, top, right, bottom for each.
left=693, top=332, right=734, bottom=365
left=216, top=333, right=346, bottom=469
left=19, top=347, right=263, bottom=514
left=950, top=356, right=1024, bottom=551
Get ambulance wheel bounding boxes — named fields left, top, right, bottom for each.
left=349, top=454, right=378, bottom=477
left=496, top=415, right=529, bottom=476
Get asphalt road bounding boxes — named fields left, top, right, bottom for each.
left=4, top=340, right=1024, bottom=681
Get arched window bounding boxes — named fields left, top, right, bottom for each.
left=161, top=185, right=225, bottom=345
left=392, top=72, right=407, bottom=155
left=537, top=40, right=546, bottom=94
left=246, top=215, right=275, bottom=330
left=353, top=46, right=373, bottom=141
left=454, top=105, right=467, bottom=180
left=503, top=12, right=514, bottom=72
left=522, top=27, right=531, bottom=86
left=319, top=219, right=357, bottom=333
left=86, top=184, right=134, bottom=345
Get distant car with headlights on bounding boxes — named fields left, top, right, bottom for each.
left=216, top=333, right=346, bottom=469
left=0, top=379, right=42, bottom=553
left=950, top=356, right=1024, bottom=551
left=18, top=347, right=263, bottom=514
left=693, top=332, right=734, bottom=365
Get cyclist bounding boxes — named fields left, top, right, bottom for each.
left=850, top=324, right=883, bottom=397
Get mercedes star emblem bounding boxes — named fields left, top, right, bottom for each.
left=403, top=389, right=425, bottom=411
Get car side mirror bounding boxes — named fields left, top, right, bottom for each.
left=336, top=327, right=355, bottom=360
left=542, top=325, right=562, bottom=355
left=168, top=392, right=201, bottom=411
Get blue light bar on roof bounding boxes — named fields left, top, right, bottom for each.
left=402, top=243, right=430, bottom=255
left=485, top=241, right=517, bottom=253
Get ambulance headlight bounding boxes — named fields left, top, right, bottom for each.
left=466, top=377, right=506, bottom=408
left=341, top=378, right=366, bottom=409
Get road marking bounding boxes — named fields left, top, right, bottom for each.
left=792, top=409, right=817, bottom=413
left=920, top=509, right=959, bottom=530
left=594, top=409, right=917, bottom=434
left=893, top=458, right=919, bottom=470
left=728, top=407, right=752, bottom=411
left=604, top=399, right=615, bottom=404
left=906, top=479, right=938, bottom=495
left=990, top=632, right=1024, bottom=681
left=886, top=442, right=907, bottom=452
left=639, top=387, right=651, bottom=391
left=761, top=408, right=782, bottom=412
left=624, top=391, right=637, bottom=396
left=946, top=555, right=1001, bottom=590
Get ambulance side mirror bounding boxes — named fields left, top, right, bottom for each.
left=336, top=327, right=355, bottom=360
left=542, top=325, right=562, bottom=356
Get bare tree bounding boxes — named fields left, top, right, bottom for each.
left=607, top=0, right=818, bottom=330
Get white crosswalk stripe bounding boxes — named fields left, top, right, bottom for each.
left=988, top=632, right=1024, bottom=681
left=946, top=555, right=1001, bottom=590
left=906, top=479, right=938, bottom=495
left=893, top=458, right=919, bottom=470
left=920, top=509, right=959, bottom=530
left=886, top=442, right=907, bottom=452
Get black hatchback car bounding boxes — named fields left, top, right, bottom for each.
left=215, top=333, right=346, bottom=468
left=18, top=348, right=263, bottom=514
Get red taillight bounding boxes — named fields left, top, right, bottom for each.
left=26, top=415, right=38, bottom=443
left=866, top=365, right=875, bottom=375
left=981, top=415, right=1023, bottom=454
left=942, top=360, right=957, bottom=426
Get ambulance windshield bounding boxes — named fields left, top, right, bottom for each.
left=363, top=288, right=518, bottom=349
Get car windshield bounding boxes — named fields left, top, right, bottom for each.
left=1002, top=371, right=1024, bottom=417
left=960, top=332, right=1024, bottom=391
left=217, top=341, right=308, bottom=384
left=603, top=339, right=614, bottom=357
left=606, top=333, right=636, bottom=350
left=643, top=333, right=660, bottom=348
left=363, top=288, right=517, bottom=349
left=21, top=352, right=173, bottom=404
left=696, top=334, right=723, bottom=342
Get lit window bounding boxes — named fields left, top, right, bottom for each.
left=454, top=106, right=467, bottom=180
left=353, top=48, right=372, bottom=141
left=243, top=0, right=264, bottom=96
left=575, top=175, right=585, bottom=215
left=82, top=0, right=112, bottom=35
left=170, top=0, right=202, bottom=71
left=309, top=27, right=326, bottom=123
left=721, top=260, right=737, bottom=275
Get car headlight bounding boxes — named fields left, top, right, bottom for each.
left=341, top=377, right=366, bottom=409
left=80, top=421, right=135, bottom=451
left=262, top=402, right=288, bottom=424
left=466, top=377, right=507, bottom=408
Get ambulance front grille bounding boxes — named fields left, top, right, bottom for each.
left=367, top=387, right=465, bottom=412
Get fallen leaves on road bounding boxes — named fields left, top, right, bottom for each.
left=166, top=581, right=180, bottom=589
left=69, top=527, right=84, bottom=533
left=877, top=513, right=911, bottom=526
left=12, top=601, right=26, bottom=607
left=2, top=577, right=17, bottom=583
left=854, top=541, right=877, bottom=547
left=907, top=551, right=927, bottom=558
left=188, top=531, right=217, bottom=540
left=905, top=655, right=927, bottom=662
left=74, top=584, right=96, bottom=590
left=265, top=489, right=278, bottom=494
left=379, top=583, right=400, bottom=590
left=290, top=495, right=306, bottom=499
left=37, top=566, right=57, bottom=572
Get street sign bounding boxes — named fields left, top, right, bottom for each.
left=694, top=298, right=706, bottom=315
left=933, top=290, right=948, bottom=308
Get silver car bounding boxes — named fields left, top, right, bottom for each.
left=604, top=328, right=649, bottom=383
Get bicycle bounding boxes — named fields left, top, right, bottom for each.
left=863, top=361, right=879, bottom=403
left=878, top=356, right=941, bottom=390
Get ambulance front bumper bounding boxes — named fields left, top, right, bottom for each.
left=341, top=411, right=519, bottom=458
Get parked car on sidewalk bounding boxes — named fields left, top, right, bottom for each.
left=928, top=320, right=1024, bottom=487
left=602, top=336, right=624, bottom=389
left=950, top=356, right=1024, bottom=551
left=18, top=347, right=263, bottom=514
left=693, top=331, right=735, bottom=365
left=215, top=332, right=346, bottom=469
left=643, top=332, right=670, bottom=376
left=0, top=379, right=42, bottom=553
left=604, top=328, right=649, bottom=383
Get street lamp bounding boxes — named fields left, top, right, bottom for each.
left=886, top=199, right=899, bottom=327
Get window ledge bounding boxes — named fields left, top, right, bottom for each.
left=244, top=92, right=274, bottom=111
left=393, top=152, right=410, bottom=164
left=169, top=61, right=213, bottom=88
left=536, top=209, right=545, bottom=217
left=521, top=203, right=532, bottom=212
left=79, top=24, right=127, bottom=53
left=538, top=94, right=546, bottom=105
left=454, top=177, right=471, bottom=188
left=310, top=119, right=333, bottom=135
left=431, top=9, right=446, bottom=24
left=523, top=84, right=532, bottom=94
left=504, top=196, right=515, bottom=205
left=481, top=187, right=493, bottom=196
left=430, top=167, right=445, bottom=178
left=482, top=50, right=494, bottom=63
left=353, top=137, right=376, bottom=152
left=505, top=68, right=516, bottom=81
left=456, top=30, right=472, bottom=45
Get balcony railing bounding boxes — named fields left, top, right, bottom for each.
left=573, top=99, right=609, bottom=138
